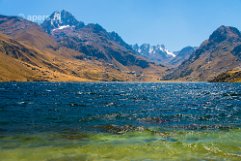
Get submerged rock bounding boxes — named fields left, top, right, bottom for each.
left=96, top=124, right=145, bottom=134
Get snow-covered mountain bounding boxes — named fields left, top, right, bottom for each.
left=40, top=10, right=156, bottom=70
left=41, top=10, right=194, bottom=68
left=133, top=44, right=196, bottom=66
left=132, top=44, right=176, bottom=65
left=41, top=10, right=85, bottom=34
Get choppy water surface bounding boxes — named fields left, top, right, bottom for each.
left=0, top=83, right=241, bottom=160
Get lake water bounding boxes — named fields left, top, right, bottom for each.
left=0, top=83, right=241, bottom=160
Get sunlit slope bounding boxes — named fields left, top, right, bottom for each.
left=211, top=67, right=241, bottom=82
left=0, top=33, right=137, bottom=82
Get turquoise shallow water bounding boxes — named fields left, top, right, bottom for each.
left=0, top=83, right=241, bottom=160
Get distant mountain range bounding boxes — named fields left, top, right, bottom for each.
left=0, top=10, right=240, bottom=82
left=132, top=44, right=195, bottom=66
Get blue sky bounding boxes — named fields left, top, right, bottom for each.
left=0, top=0, right=241, bottom=51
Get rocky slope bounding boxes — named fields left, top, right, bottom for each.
left=170, top=46, right=196, bottom=66
left=164, top=26, right=241, bottom=81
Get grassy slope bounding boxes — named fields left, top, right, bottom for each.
left=211, top=67, right=241, bottom=82
left=0, top=33, right=166, bottom=82
left=0, top=34, right=114, bottom=82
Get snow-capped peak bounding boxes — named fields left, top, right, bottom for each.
left=132, top=43, right=176, bottom=58
left=50, top=11, right=62, bottom=27
left=41, top=10, right=85, bottom=34
left=53, top=11, right=62, bottom=23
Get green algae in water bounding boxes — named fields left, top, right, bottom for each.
left=1, top=129, right=241, bottom=161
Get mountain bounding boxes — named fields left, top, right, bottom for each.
left=0, top=16, right=118, bottom=82
left=0, top=15, right=58, bottom=50
left=170, top=46, right=196, bottom=66
left=41, top=11, right=158, bottom=70
left=132, top=44, right=195, bottom=67
left=3, top=11, right=239, bottom=82
left=132, top=44, right=176, bottom=65
left=41, top=10, right=85, bottom=34
left=164, top=26, right=241, bottom=81
left=0, top=12, right=166, bottom=82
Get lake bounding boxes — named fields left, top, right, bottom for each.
left=0, top=82, right=241, bottom=160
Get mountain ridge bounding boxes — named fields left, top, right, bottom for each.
left=1, top=10, right=241, bottom=82
left=0, top=11, right=167, bottom=82
left=132, top=44, right=195, bottom=67
left=163, top=25, right=241, bottom=81
left=132, top=44, right=175, bottom=64
left=41, top=10, right=152, bottom=69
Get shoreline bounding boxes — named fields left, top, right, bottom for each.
left=0, top=81, right=240, bottom=83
